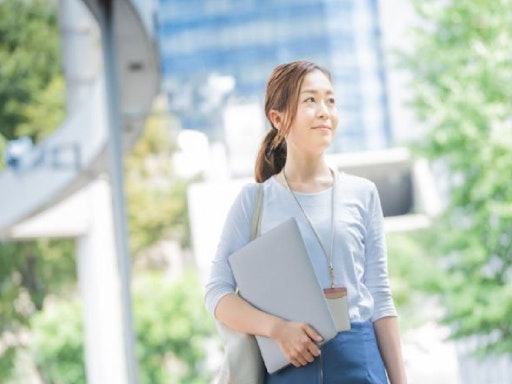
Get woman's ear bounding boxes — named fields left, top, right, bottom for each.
left=268, top=109, right=283, bottom=130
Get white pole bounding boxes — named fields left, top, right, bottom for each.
left=77, top=180, right=129, bottom=383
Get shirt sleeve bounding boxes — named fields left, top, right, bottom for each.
left=363, top=183, right=398, bottom=322
left=204, top=183, right=257, bottom=316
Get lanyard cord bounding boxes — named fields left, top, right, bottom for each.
left=282, top=169, right=337, bottom=288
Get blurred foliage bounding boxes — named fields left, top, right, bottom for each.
left=30, top=300, right=85, bottom=384
left=0, top=239, right=76, bottom=382
left=0, top=0, right=64, bottom=165
left=25, top=272, right=215, bottom=384
left=126, top=112, right=198, bottom=254
left=386, top=231, right=445, bottom=329
left=134, top=271, right=215, bottom=384
left=0, top=134, right=6, bottom=156
left=16, top=76, right=65, bottom=139
left=0, top=348, right=16, bottom=383
left=399, top=0, right=512, bottom=354
left=0, top=0, right=68, bottom=379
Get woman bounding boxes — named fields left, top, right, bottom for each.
left=205, top=61, right=407, bottom=383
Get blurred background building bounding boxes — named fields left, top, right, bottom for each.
left=157, top=0, right=391, bottom=177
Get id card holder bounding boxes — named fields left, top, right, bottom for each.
left=323, top=287, right=351, bottom=332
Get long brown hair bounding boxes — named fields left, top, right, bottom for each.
left=254, top=61, right=331, bottom=182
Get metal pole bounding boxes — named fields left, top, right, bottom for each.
left=98, top=1, right=139, bottom=383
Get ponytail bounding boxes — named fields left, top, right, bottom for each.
left=254, top=127, right=286, bottom=182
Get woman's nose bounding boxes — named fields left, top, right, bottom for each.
left=317, top=101, right=329, bottom=118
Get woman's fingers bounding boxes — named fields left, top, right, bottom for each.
left=272, top=321, right=323, bottom=366
left=289, top=324, right=323, bottom=366
left=304, top=324, right=324, bottom=344
left=303, top=324, right=322, bottom=357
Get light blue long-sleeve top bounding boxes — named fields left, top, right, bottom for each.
left=204, top=170, right=397, bottom=323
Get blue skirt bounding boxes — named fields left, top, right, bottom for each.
left=265, top=322, right=387, bottom=384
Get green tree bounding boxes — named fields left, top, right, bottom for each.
left=0, top=0, right=68, bottom=378
left=30, top=300, right=85, bottom=384
left=134, top=272, right=215, bottom=384
left=399, top=0, right=512, bottom=354
left=0, top=0, right=64, bottom=152
left=0, top=239, right=76, bottom=382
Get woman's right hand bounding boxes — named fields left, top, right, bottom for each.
left=269, top=320, right=323, bottom=367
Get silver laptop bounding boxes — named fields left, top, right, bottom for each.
left=228, top=217, right=337, bottom=374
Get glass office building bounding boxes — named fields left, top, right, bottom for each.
left=157, top=0, right=391, bottom=153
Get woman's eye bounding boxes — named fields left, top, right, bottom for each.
left=305, top=97, right=315, bottom=103
left=328, top=98, right=336, bottom=105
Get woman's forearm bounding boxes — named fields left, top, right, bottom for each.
left=214, top=293, right=284, bottom=338
left=374, top=316, right=408, bottom=384
left=215, top=293, right=324, bottom=367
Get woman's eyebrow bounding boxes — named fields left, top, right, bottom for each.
left=300, top=89, right=334, bottom=95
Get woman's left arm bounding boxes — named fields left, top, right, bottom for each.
left=364, top=183, right=407, bottom=383
left=374, top=316, right=407, bottom=384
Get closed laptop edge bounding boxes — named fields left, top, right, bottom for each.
left=228, top=217, right=338, bottom=374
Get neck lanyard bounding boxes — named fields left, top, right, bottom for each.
left=282, top=169, right=337, bottom=288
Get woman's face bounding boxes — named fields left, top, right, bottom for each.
left=285, top=70, right=339, bottom=156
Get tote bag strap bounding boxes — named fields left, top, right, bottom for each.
left=234, top=183, right=263, bottom=295
left=250, top=183, right=264, bottom=241
left=218, top=183, right=266, bottom=384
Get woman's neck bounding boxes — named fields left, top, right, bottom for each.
left=279, top=156, right=333, bottom=193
